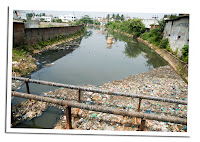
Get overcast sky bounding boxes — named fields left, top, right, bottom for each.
left=22, top=10, right=176, bottom=19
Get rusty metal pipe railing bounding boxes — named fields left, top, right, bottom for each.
left=12, top=76, right=187, bottom=105
left=11, top=91, right=187, bottom=125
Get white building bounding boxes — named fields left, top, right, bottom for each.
left=142, top=19, right=159, bottom=29
left=59, top=14, right=76, bottom=22
left=13, top=10, right=27, bottom=20
left=31, top=16, right=52, bottom=22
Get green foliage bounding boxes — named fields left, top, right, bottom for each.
left=106, top=14, right=110, bottom=21
left=94, top=21, right=101, bottom=25
left=40, top=18, right=45, bottom=21
left=56, top=19, right=62, bottom=23
left=120, top=14, right=125, bottom=21
left=105, top=18, right=145, bottom=37
left=141, top=18, right=166, bottom=46
left=166, top=45, right=172, bottom=52
left=159, top=38, right=169, bottom=49
left=26, top=13, right=35, bottom=20
left=181, top=44, right=189, bottom=63
left=128, top=19, right=146, bottom=36
left=142, top=32, right=150, bottom=40
left=80, top=15, right=93, bottom=24
left=52, top=19, right=56, bottom=22
left=169, top=14, right=178, bottom=20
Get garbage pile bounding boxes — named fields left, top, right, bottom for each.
left=52, top=65, right=187, bottom=132
left=11, top=100, right=49, bottom=127
left=11, top=65, right=188, bottom=132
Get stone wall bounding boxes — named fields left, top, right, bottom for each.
left=13, top=22, right=25, bottom=46
left=13, top=22, right=84, bottom=46
left=163, top=16, right=189, bottom=57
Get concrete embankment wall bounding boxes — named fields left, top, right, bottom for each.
left=163, top=16, right=189, bottom=57
left=13, top=22, right=84, bottom=46
left=137, top=37, right=188, bottom=83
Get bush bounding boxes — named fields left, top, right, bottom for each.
left=142, top=33, right=150, bottom=40
left=181, top=45, right=189, bottom=62
left=159, top=38, right=169, bottom=49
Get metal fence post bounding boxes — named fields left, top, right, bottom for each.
left=25, top=79, right=30, bottom=94
left=65, top=105, right=72, bottom=129
left=78, top=88, right=81, bottom=103
left=139, top=118, right=146, bottom=131
left=25, top=78, right=30, bottom=102
left=137, top=98, right=142, bottom=112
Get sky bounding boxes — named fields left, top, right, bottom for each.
left=22, top=10, right=175, bottom=19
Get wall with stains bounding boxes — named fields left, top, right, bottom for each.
left=13, top=23, right=84, bottom=47
left=163, top=16, right=189, bottom=57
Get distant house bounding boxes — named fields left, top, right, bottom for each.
left=31, top=15, right=52, bottom=22
left=125, top=16, right=131, bottom=21
left=142, top=19, right=159, bottom=32
left=163, top=15, right=189, bottom=57
left=59, top=14, right=76, bottom=22
left=40, top=16, right=52, bottom=22
left=13, top=10, right=27, bottom=20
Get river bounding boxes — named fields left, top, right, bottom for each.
left=12, top=26, right=167, bottom=128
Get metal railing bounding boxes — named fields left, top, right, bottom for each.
left=12, top=76, right=187, bottom=130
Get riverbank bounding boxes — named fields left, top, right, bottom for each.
left=106, top=28, right=188, bottom=83
left=12, top=26, right=86, bottom=77
left=12, top=65, right=187, bottom=131
left=12, top=27, right=86, bottom=91
left=137, top=37, right=188, bottom=83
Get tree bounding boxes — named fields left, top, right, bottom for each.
left=26, top=13, right=35, bottom=20
left=116, top=13, right=120, bottom=21
left=128, top=19, right=146, bottom=37
left=120, top=14, right=125, bottom=21
left=40, top=18, right=45, bottom=22
left=106, top=14, right=110, bottom=21
left=56, top=19, right=62, bottom=23
left=112, top=14, right=116, bottom=20
left=80, top=15, right=93, bottom=25
left=52, top=18, right=56, bottom=22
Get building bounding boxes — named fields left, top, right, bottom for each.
left=125, top=16, right=131, bottom=21
left=13, top=10, right=27, bottom=20
left=59, top=14, right=76, bottom=22
left=142, top=19, right=159, bottom=32
left=163, top=15, right=189, bottom=57
left=31, top=15, right=52, bottom=22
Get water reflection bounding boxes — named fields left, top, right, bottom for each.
left=83, top=30, right=93, bottom=39
left=107, top=29, right=167, bottom=68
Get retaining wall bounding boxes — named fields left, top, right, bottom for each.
left=138, top=37, right=188, bottom=83
left=13, top=22, right=84, bottom=46
left=163, top=16, right=189, bottom=57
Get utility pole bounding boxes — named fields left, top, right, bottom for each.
left=152, top=15, right=158, bottom=28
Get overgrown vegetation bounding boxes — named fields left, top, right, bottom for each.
left=141, top=17, right=188, bottom=63
left=181, top=44, right=189, bottom=63
left=12, top=26, right=86, bottom=76
left=159, top=38, right=169, bottom=49
left=105, top=19, right=146, bottom=37
left=141, top=18, right=166, bottom=46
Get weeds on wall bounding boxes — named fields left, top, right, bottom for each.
left=181, top=44, right=189, bottom=63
